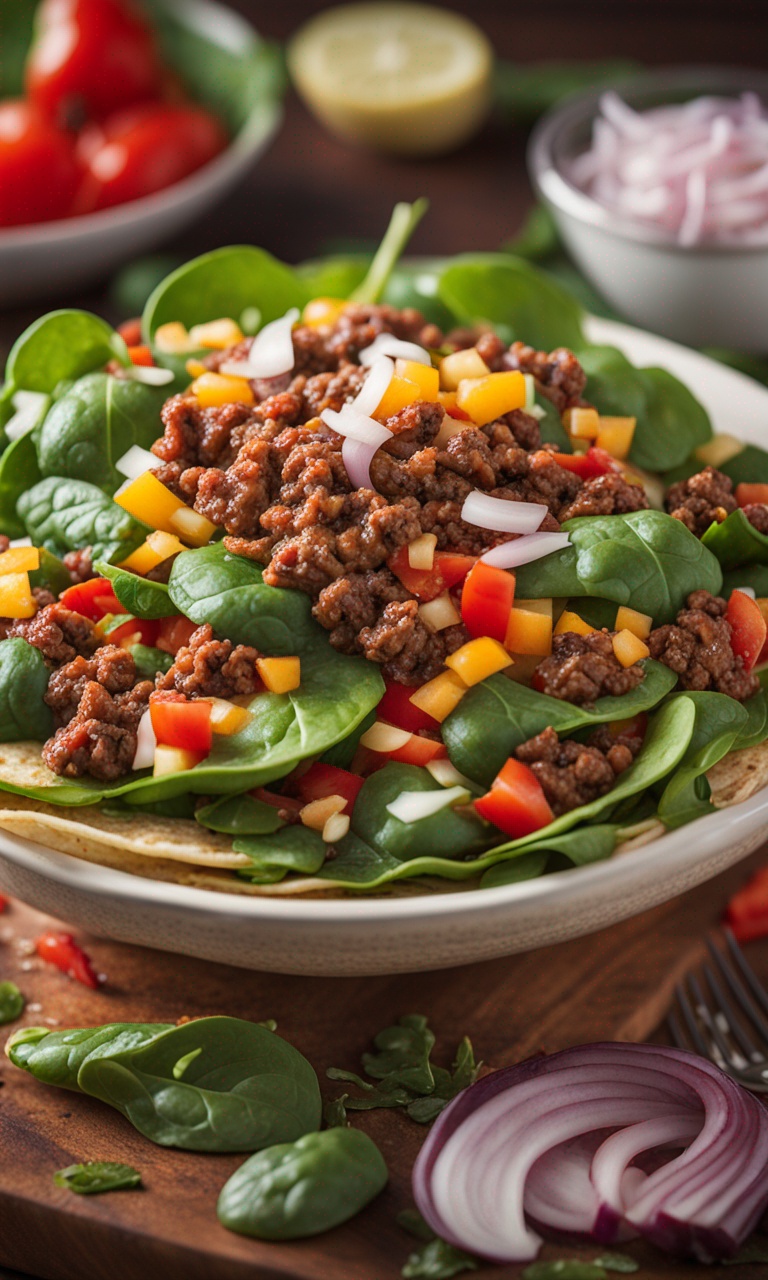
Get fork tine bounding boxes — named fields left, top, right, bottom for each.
left=689, top=972, right=740, bottom=1069
left=702, top=961, right=761, bottom=1063
left=710, top=933, right=768, bottom=1046
left=674, top=981, right=710, bottom=1059
left=724, top=928, right=768, bottom=1019
left=667, top=1007, right=689, bottom=1051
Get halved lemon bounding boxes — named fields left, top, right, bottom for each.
left=288, top=2, right=493, bottom=156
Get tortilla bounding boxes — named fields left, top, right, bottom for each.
left=706, top=739, right=768, bottom=808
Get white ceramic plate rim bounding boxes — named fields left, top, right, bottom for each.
left=1, top=316, right=766, bottom=923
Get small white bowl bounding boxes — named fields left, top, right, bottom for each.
left=528, top=68, right=768, bottom=352
left=0, top=0, right=282, bottom=307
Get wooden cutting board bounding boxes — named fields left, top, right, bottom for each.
left=1, top=852, right=767, bottom=1280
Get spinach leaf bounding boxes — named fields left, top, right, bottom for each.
left=37, top=373, right=167, bottom=493
left=443, top=659, right=676, bottom=786
left=723, top=564, right=768, bottom=597
left=29, top=548, right=71, bottom=596
left=735, top=690, right=768, bottom=751
left=523, top=1263, right=607, bottom=1280
left=18, top=477, right=149, bottom=564
left=128, top=644, right=174, bottom=681
left=479, top=825, right=618, bottom=887
left=2, top=309, right=121, bottom=401
left=95, top=561, right=178, bottom=619
left=720, top=444, right=768, bottom=488
left=296, top=254, right=370, bottom=301
left=0, top=638, right=53, bottom=742
left=437, top=254, right=585, bottom=350
left=8, top=1017, right=321, bottom=1152
left=0, top=980, right=25, bottom=1025
left=383, top=261, right=458, bottom=330
left=142, top=246, right=308, bottom=340
left=351, top=763, right=491, bottom=862
left=234, top=825, right=327, bottom=884
left=656, top=691, right=748, bottom=829
left=502, top=204, right=562, bottom=262
left=53, top=1162, right=141, bottom=1195
left=196, top=793, right=285, bottom=835
left=402, top=1238, right=479, bottom=1279
left=320, top=709, right=376, bottom=769
left=591, top=1255, right=639, bottom=1274
left=514, top=510, right=723, bottom=624
left=0, top=430, right=42, bottom=539
left=350, top=200, right=429, bottom=305
left=479, top=849, right=550, bottom=887
left=535, top=389, right=571, bottom=451
left=702, top=508, right=768, bottom=571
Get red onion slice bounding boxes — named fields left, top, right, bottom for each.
left=341, top=435, right=384, bottom=490
left=461, top=492, right=548, bottom=535
left=322, top=406, right=392, bottom=445
left=220, top=307, right=300, bottom=379
left=359, top=334, right=431, bottom=366
left=480, top=532, right=571, bottom=568
left=353, top=354, right=395, bottom=417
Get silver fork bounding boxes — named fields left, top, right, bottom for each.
left=669, top=927, right=768, bottom=1093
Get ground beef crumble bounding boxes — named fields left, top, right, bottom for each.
left=156, top=624, right=262, bottom=699
left=533, top=630, right=645, bottom=706
left=42, top=647, right=152, bottom=781
left=5, top=602, right=100, bottom=664
left=515, top=723, right=641, bottom=816
left=742, top=504, right=768, bottom=535
left=648, top=589, right=759, bottom=700
left=665, top=467, right=738, bottom=537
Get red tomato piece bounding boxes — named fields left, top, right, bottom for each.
left=117, top=317, right=142, bottom=346
left=35, top=930, right=100, bottom=988
left=461, top=560, right=515, bottom=642
left=0, top=893, right=8, bottom=912
left=0, top=100, right=80, bottom=227
left=149, top=693, right=212, bottom=753
left=296, top=762, right=364, bottom=813
left=474, top=757, right=554, bottom=839
left=26, top=0, right=162, bottom=125
left=156, top=615, right=197, bottom=655
left=377, top=678, right=440, bottom=733
left=74, top=102, right=228, bottom=213
left=551, top=447, right=619, bottom=480
left=106, top=616, right=159, bottom=647
left=735, top=483, right=768, bottom=508
left=60, top=578, right=125, bottom=620
left=727, top=589, right=767, bottom=672
left=127, top=344, right=153, bottom=367
left=386, top=734, right=447, bottom=767
left=725, top=867, right=768, bottom=942
left=387, top=547, right=476, bottom=603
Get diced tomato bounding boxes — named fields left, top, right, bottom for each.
left=0, top=893, right=8, bottom=912
left=252, top=787, right=303, bottom=817
left=386, top=734, right=447, bottom=767
left=117, top=317, right=142, bottom=347
left=106, top=616, right=159, bottom=647
left=735, top=483, right=768, bottom=508
left=725, top=866, right=768, bottom=942
left=727, top=589, right=767, bottom=672
left=551, top=447, right=619, bottom=479
left=60, top=578, right=126, bottom=620
left=127, top=344, right=153, bottom=367
left=378, top=677, right=440, bottom=733
left=474, top=757, right=554, bottom=839
left=296, top=762, right=364, bottom=813
left=445, top=403, right=471, bottom=421
left=35, top=931, right=101, bottom=988
left=156, top=615, right=197, bottom=655
left=149, top=693, right=212, bottom=753
left=461, top=560, right=515, bottom=643
left=388, top=547, right=476, bottom=603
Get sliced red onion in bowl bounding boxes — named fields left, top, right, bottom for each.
left=480, top=531, right=571, bottom=568
left=220, top=307, right=300, bottom=379
left=461, top=491, right=548, bottom=535
left=412, top=1042, right=768, bottom=1266
left=352, top=354, right=395, bottom=417
left=358, top=334, right=432, bottom=367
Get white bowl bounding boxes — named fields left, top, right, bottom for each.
left=0, top=0, right=282, bottom=306
left=1, top=318, right=767, bottom=976
left=528, top=69, right=768, bottom=352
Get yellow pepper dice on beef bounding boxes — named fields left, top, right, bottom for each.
left=115, top=473, right=217, bottom=547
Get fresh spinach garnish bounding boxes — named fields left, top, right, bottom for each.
left=96, top=561, right=179, bottom=619
left=350, top=199, right=429, bottom=305
left=0, top=980, right=25, bottom=1025
left=478, top=826, right=619, bottom=888
left=18, top=477, right=149, bottom=565
left=351, top=764, right=490, bottom=862
left=437, top=253, right=585, bottom=351
left=0, top=430, right=43, bottom=540
left=0, top=638, right=54, bottom=742
left=398, top=1209, right=479, bottom=1279
left=128, top=644, right=174, bottom=681
left=1, top=309, right=122, bottom=404
left=234, top=825, right=328, bottom=884
left=702, top=508, right=768, bottom=571
left=655, top=691, right=749, bottom=829
left=196, top=793, right=286, bottom=836
left=53, top=1162, right=142, bottom=1195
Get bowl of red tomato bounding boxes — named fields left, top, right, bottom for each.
left=0, top=0, right=283, bottom=303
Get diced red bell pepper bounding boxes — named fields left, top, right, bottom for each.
left=474, top=757, right=554, bottom=840
left=296, top=762, right=364, bottom=813
left=387, top=734, right=447, bottom=767
left=388, top=547, right=476, bottom=603
left=727, top=589, right=767, bottom=672
left=60, top=578, right=126, bottom=621
left=252, top=787, right=303, bottom=817
left=149, top=693, right=212, bottom=753
left=0, top=893, right=8, bottom=912
left=378, top=677, right=440, bottom=734
left=725, top=866, right=768, bottom=942
left=117, top=317, right=143, bottom=347
left=461, top=560, right=515, bottom=643
left=105, top=616, right=159, bottom=648
left=551, top=447, right=619, bottom=480
left=127, top=344, right=153, bottom=367
left=735, top=483, right=768, bottom=508
left=156, top=615, right=198, bottom=655
left=35, top=930, right=101, bottom=989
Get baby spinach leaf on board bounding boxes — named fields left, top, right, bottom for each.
left=2, top=309, right=121, bottom=400
left=0, top=430, right=42, bottom=539
left=8, top=1017, right=321, bottom=1152
left=443, top=659, right=676, bottom=786
left=656, top=691, right=748, bottom=829
left=514, top=511, right=723, bottom=624
left=0, top=638, right=54, bottom=742
left=37, top=373, right=167, bottom=493
left=127, top=644, right=174, bottom=681
left=319, top=708, right=376, bottom=770
left=53, top=1162, right=141, bottom=1195
left=95, top=561, right=179, bottom=619
left=437, top=254, right=585, bottom=351
left=196, top=793, right=285, bottom=835
left=0, top=980, right=25, bottom=1025
left=18, top=477, right=149, bottom=564
left=234, top=825, right=327, bottom=884
left=351, top=763, right=491, bottom=862
left=702, top=508, right=768, bottom=571
left=403, top=1239, right=479, bottom=1279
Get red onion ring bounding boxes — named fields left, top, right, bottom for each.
left=412, top=1042, right=768, bottom=1265
left=480, top=531, right=571, bottom=568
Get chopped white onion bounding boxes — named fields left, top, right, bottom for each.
left=340, top=436, right=377, bottom=490
left=115, top=444, right=158, bottom=481
left=360, top=721, right=411, bottom=752
left=220, top=307, right=300, bottom=379
left=418, top=594, right=461, bottom=632
left=359, top=334, right=431, bottom=367
left=9, top=536, right=32, bottom=548
left=4, top=390, right=49, bottom=442
left=480, top=531, right=571, bottom=568
left=132, top=709, right=156, bottom=771
left=322, top=406, right=392, bottom=446
left=425, top=758, right=476, bottom=790
left=352, top=354, right=395, bottom=417
left=386, top=785, right=471, bottom=824
left=123, top=365, right=175, bottom=386
left=461, top=491, right=548, bottom=536
left=732, top=585, right=757, bottom=599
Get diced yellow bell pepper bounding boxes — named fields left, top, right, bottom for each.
left=439, top=347, right=490, bottom=391
left=456, top=371, right=527, bottom=426
left=152, top=744, right=206, bottom=777
left=394, top=359, right=439, bottom=400
left=615, top=605, right=653, bottom=640
left=408, top=533, right=437, bottom=570
left=191, top=372, right=254, bottom=408
left=0, top=572, right=36, bottom=619
left=564, top=407, right=600, bottom=440
left=204, top=698, right=251, bottom=735
left=119, top=541, right=164, bottom=575
left=169, top=506, right=218, bottom=547
left=694, top=434, right=744, bottom=468
left=445, top=636, right=513, bottom=685
left=185, top=359, right=208, bottom=378
left=409, top=669, right=467, bottom=722
left=0, top=547, right=39, bottom=574
left=302, top=297, right=347, bottom=328
left=372, top=374, right=422, bottom=422
left=596, top=416, right=636, bottom=460
left=256, top=656, right=301, bottom=694
left=147, top=530, right=188, bottom=560
left=115, top=472, right=185, bottom=534
left=554, top=610, right=595, bottom=637
left=612, top=629, right=650, bottom=667
left=188, top=318, right=244, bottom=350
left=154, top=322, right=192, bottom=354
left=504, top=607, right=553, bottom=657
